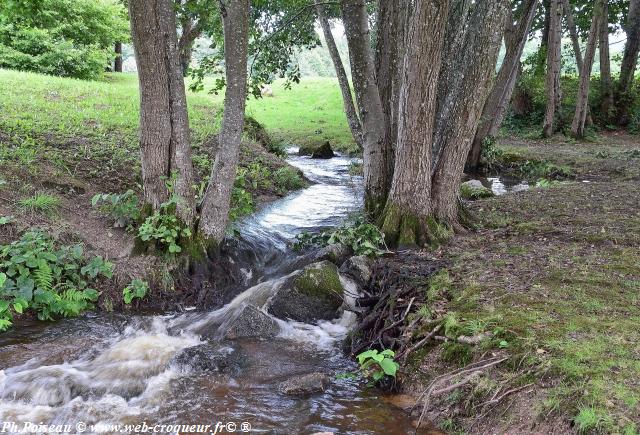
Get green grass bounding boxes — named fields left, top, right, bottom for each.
left=0, top=69, right=355, bottom=164
left=18, top=193, right=61, bottom=216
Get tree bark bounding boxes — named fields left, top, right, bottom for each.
left=178, top=15, right=201, bottom=77
left=616, top=0, right=640, bottom=124
left=536, top=0, right=551, bottom=75
left=341, top=0, right=391, bottom=218
left=430, top=0, right=509, bottom=224
left=466, top=0, right=538, bottom=172
left=114, top=42, right=123, bottom=72
left=563, top=0, right=583, bottom=73
left=381, top=0, right=449, bottom=247
left=375, top=0, right=408, bottom=181
left=571, top=1, right=602, bottom=138
left=599, top=0, right=614, bottom=125
left=315, top=1, right=364, bottom=150
left=198, top=0, right=250, bottom=244
left=129, top=0, right=196, bottom=225
left=542, top=0, right=563, bottom=137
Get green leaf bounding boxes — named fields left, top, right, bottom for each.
left=379, top=358, right=399, bottom=377
left=357, top=349, right=378, bottom=364
left=0, top=273, right=6, bottom=288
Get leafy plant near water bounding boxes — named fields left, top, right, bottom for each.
left=0, top=230, right=112, bottom=331
left=138, top=197, right=192, bottom=254
left=18, top=193, right=60, bottom=216
left=273, top=167, right=306, bottom=193
left=356, top=349, right=399, bottom=384
left=123, top=278, right=149, bottom=304
left=92, top=190, right=141, bottom=230
left=294, top=217, right=387, bottom=257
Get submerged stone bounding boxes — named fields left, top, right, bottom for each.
left=223, top=304, right=280, bottom=340
left=268, top=260, right=344, bottom=322
left=170, top=344, right=245, bottom=375
left=277, top=372, right=330, bottom=396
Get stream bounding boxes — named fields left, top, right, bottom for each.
left=0, top=150, right=428, bottom=434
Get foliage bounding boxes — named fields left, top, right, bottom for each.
left=356, top=349, right=399, bottom=384
left=123, top=278, right=148, bottom=304
left=92, top=190, right=141, bottom=230
left=294, top=217, right=387, bottom=257
left=138, top=200, right=192, bottom=255
left=0, top=230, right=111, bottom=330
left=0, top=216, right=15, bottom=225
left=0, top=0, right=129, bottom=79
left=273, top=167, right=306, bottom=193
left=18, top=193, right=60, bottom=216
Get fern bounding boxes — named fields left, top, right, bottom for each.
left=34, top=259, right=54, bottom=292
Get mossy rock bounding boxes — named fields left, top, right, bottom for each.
left=244, top=116, right=272, bottom=149
left=460, top=180, right=494, bottom=200
left=268, top=260, right=344, bottom=322
left=298, top=141, right=335, bottom=159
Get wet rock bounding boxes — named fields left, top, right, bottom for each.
left=339, top=255, right=372, bottom=287
left=223, top=304, right=280, bottom=340
left=316, top=244, right=352, bottom=267
left=170, top=344, right=245, bottom=375
left=268, top=261, right=344, bottom=322
left=278, top=372, right=330, bottom=396
left=460, top=180, right=494, bottom=200
left=299, top=141, right=335, bottom=159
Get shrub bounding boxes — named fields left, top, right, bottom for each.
left=0, top=230, right=112, bottom=330
left=273, top=167, right=306, bottom=193
left=294, top=217, right=387, bottom=257
left=138, top=198, right=192, bottom=254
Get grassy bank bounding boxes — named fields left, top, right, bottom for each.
left=402, top=133, right=640, bottom=434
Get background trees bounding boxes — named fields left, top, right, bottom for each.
left=0, top=0, right=129, bottom=79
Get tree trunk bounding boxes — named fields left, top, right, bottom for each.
left=542, top=0, right=563, bottom=137
left=599, top=0, right=614, bottom=125
left=431, top=0, right=509, bottom=224
left=178, top=16, right=201, bottom=77
left=315, top=1, right=364, bottom=150
left=129, top=0, right=196, bottom=225
left=381, top=0, right=508, bottom=246
left=571, top=1, right=603, bottom=138
left=381, top=0, right=450, bottom=247
left=563, top=0, right=583, bottom=73
left=341, top=0, right=391, bottom=218
left=536, top=0, right=551, bottom=75
left=616, top=0, right=640, bottom=125
left=466, top=0, right=537, bottom=172
left=114, top=42, right=123, bottom=72
left=375, top=0, right=408, bottom=180
left=198, top=0, right=250, bottom=244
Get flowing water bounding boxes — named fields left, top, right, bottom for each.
left=0, top=150, right=432, bottom=434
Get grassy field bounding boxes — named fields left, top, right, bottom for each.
left=404, top=134, right=640, bottom=434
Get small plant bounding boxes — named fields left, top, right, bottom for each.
left=123, top=278, right=149, bottom=304
left=294, top=217, right=387, bottom=257
left=0, top=216, right=15, bottom=225
left=574, top=406, right=612, bottom=434
left=18, top=193, right=60, bottom=216
left=535, top=178, right=562, bottom=188
left=91, top=190, right=141, bottom=230
left=356, top=349, right=399, bottom=384
left=0, top=230, right=110, bottom=330
left=138, top=206, right=192, bottom=254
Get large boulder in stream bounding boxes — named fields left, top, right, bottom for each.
left=298, top=141, right=335, bottom=159
left=268, top=260, right=344, bottom=322
left=223, top=304, right=280, bottom=340
left=170, top=344, right=245, bottom=375
left=278, top=372, right=330, bottom=396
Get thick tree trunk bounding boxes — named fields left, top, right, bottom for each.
left=198, top=0, right=250, bottom=244
left=375, top=0, right=408, bottom=180
left=114, top=42, right=123, bottom=72
left=563, top=0, right=583, bottom=73
left=381, top=0, right=449, bottom=247
left=571, top=1, right=602, bottom=138
left=617, top=0, right=640, bottom=124
left=315, top=1, right=364, bottom=150
left=129, top=0, right=195, bottom=225
left=466, top=0, right=537, bottom=172
left=431, top=0, right=509, bottom=224
left=542, top=0, right=563, bottom=137
left=599, top=1, right=614, bottom=125
left=341, top=0, right=391, bottom=217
